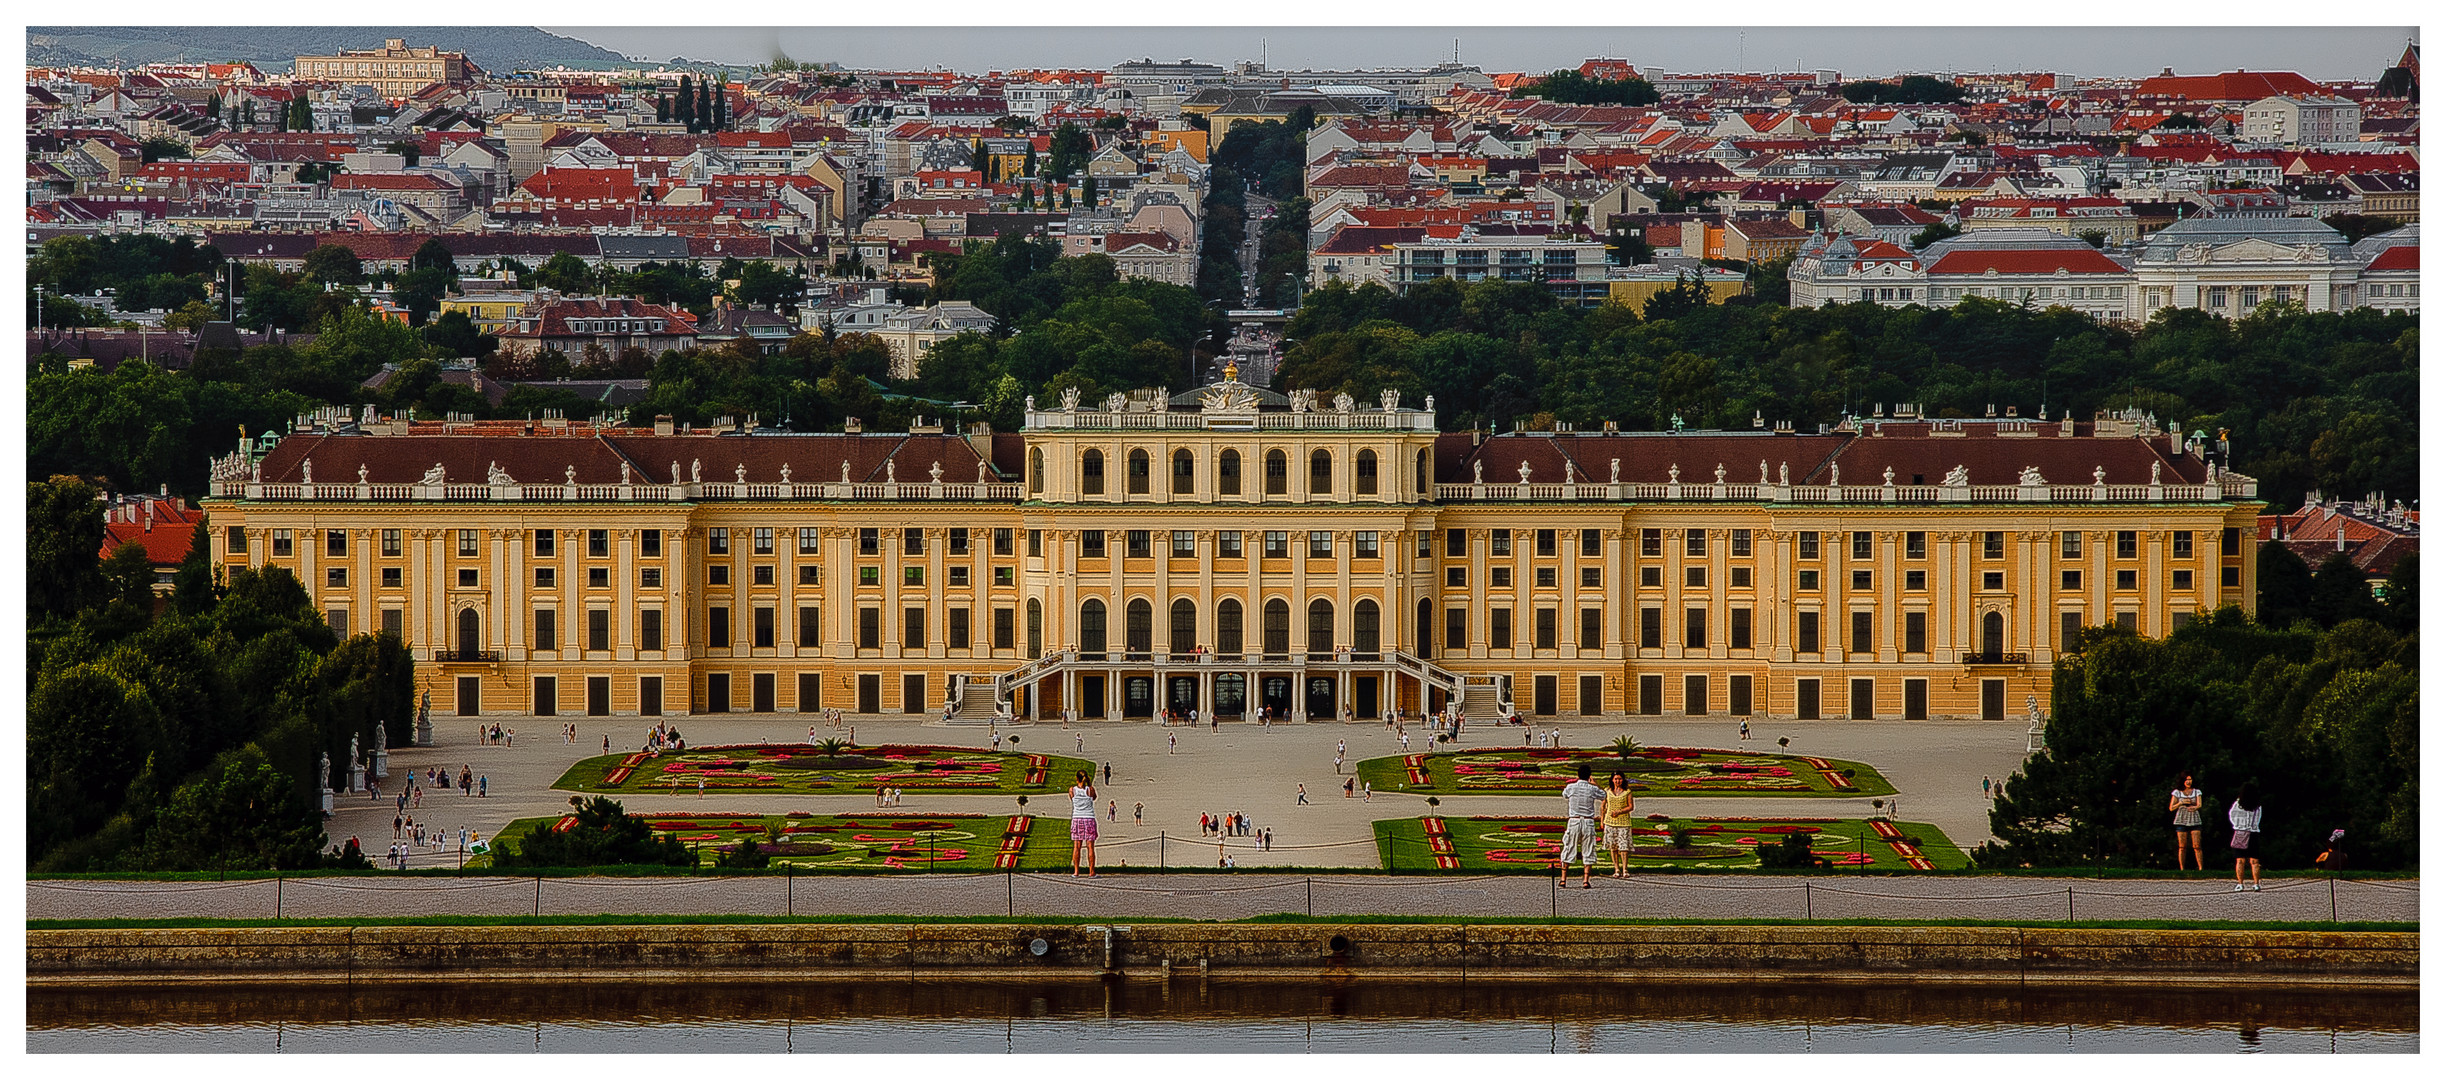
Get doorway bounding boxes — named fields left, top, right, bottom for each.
left=455, top=676, right=480, bottom=717
left=1260, top=675, right=1293, bottom=719
left=1081, top=675, right=1107, bottom=719
left=1354, top=675, right=1379, bottom=719
left=1123, top=676, right=1155, bottom=718
left=856, top=674, right=880, bottom=715
left=586, top=676, right=610, bottom=717
left=1166, top=675, right=1199, bottom=717
left=1981, top=679, right=2006, bottom=721
left=1304, top=676, right=1336, bottom=719
left=1214, top=673, right=1246, bottom=718
left=456, top=607, right=479, bottom=657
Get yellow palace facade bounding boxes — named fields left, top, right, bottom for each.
left=201, top=379, right=2261, bottom=726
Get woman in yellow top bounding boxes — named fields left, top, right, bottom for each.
left=1599, top=773, right=1639, bottom=878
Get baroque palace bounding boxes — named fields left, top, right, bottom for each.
left=201, top=372, right=2261, bottom=726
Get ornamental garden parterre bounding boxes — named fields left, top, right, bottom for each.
left=1354, top=746, right=1896, bottom=797
left=553, top=743, right=1095, bottom=797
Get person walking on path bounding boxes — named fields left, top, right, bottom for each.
left=1362, top=781, right=1372, bottom=802
left=2229, top=783, right=2265, bottom=891
left=1296, top=784, right=1309, bottom=805
left=477, top=775, right=486, bottom=798
left=1068, top=771, right=1099, bottom=877
left=1599, top=772, right=1638, bottom=878
left=603, top=734, right=611, bottom=754
left=696, top=775, right=705, bottom=799
left=1133, top=802, right=1143, bottom=824
left=1076, top=732, right=1084, bottom=753
left=1557, top=763, right=1603, bottom=888
left=1168, top=732, right=1177, bottom=754
left=1343, top=777, right=1356, bottom=798
left=2170, top=775, right=2206, bottom=870
left=1739, top=719, right=1750, bottom=742
left=1103, top=762, right=1112, bottom=784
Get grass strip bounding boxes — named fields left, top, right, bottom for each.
left=28, top=914, right=2417, bottom=932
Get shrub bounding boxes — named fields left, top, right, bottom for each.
left=1756, top=832, right=1817, bottom=870
left=500, top=796, right=693, bottom=868
left=716, top=838, right=771, bottom=869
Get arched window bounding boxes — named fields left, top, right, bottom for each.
left=1171, top=448, right=1195, bottom=495
left=1981, top=610, right=2005, bottom=659
left=1353, top=599, right=1380, bottom=653
left=1127, top=449, right=1151, bottom=494
left=1170, top=598, right=1197, bottom=654
left=457, top=607, right=480, bottom=657
left=1026, top=598, right=1043, bottom=659
left=1307, top=599, right=1335, bottom=654
left=1219, top=449, right=1242, bottom=495
left=1262, top=598, right=1290, bottom=655
left=1029, top=448, right=1044, bottom=493
left=1264, top=449, right=1288, bottom=495
left=1081, top=450, right=1105, bottom=495
left=1217, top=598, right=1244, bottom=656
left=1309, top=449, right=1333, bottom=494
left=1356, top=450, right=1379, bottom=495
left=1417, top=598, right=1435, bottom=659
left=1126, top=598, right=1154, bottom=654
left=1416, top=449, right=1430, bottom=494
left=1079, top=599, right=1107, bottom=655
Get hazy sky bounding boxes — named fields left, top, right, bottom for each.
left=545, top=26, right=2414, bottom=80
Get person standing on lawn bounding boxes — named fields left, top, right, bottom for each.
left=2229, top=782, right=2265, bottom=891
left=2169, top=774, right=2206, bottom=870
left=1600, top=772, right=1638, bottom=878
left=1557, top=762, right=1603, bottom=888
left=1069, top=771, right=1099, bottom=876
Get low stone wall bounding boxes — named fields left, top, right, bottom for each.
left=29, top=924, right=2416, bottom=987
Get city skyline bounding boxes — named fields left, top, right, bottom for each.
left=546, top=25, right=2416, bottom=81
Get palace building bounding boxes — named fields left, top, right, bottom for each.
left=200, top=375, right=2261, bottom=727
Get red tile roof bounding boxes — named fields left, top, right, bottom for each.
left=99, top=501, right=207, bottom=565
left=2364, top=245, right=2417, bottom=272
left=1925, top=248, right=2127, bottom=276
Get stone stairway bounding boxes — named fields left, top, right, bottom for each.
left=939, top=680, right=1006, bottom=725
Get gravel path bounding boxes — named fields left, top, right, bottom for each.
left=28, top=873, right=2415, bottom=923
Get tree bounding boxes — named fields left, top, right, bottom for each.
left=2258, top=541, right=2315, bottom=629
left=2158, top=113, right=2204, bottom=129
left=299, top=244, right=363, bottom=287
left=1512, top=69, right=1661, bottom=106
left=409, top=238, right=458, bottom=277
left=500, top=796, right=694, bottom=867
left=676, top=74, right=695, bottom=130
left=655, top=94, right=670, bottom=124
left=532, top=252, right=595, bottom=293
left=1083, top=174, right=1099, bottom=208
left=100, top=541, right=158, bottom=615
left=424, top=308, right=493, bottom=358
left=2307, top=553, right=2385, bottom=628
left=1641, top=273, right=1714, bottom=322
left=136, top=746, right=329, bottom=871
left=1047, top=121, right=1091, bottom=182
left=139, top=136, right=190, bottom=163
left=383, top=139, right=421, bottom=167
left=1910, top=221, right=1962, bottom=250
left=29, top=477, right=108, bottom=623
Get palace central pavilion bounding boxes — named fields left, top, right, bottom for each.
left=202, top=374, right=2260, bottom=726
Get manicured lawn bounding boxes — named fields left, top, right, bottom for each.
left=1375, top=815, right=1968, bottom=872
left=1355, top=746, right=1896, bottom=798
left=497, top=811, right=1081, bottom=872
left=553, top=743, right=1096, bottom=797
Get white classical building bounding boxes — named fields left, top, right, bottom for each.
left=2132, top=216, right=2366, bottom=317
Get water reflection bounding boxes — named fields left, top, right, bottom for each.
left=28, top=979, right=2416, bottom=1053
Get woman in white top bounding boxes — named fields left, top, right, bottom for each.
left=1068, top=771, right=1099, bottom=876
left=2228, top=782, right=2264, bottom=891
left=2168, top=775, right=2206, bottom=870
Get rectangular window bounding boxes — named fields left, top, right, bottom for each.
left=2116, top=611, right=2138, bottom=632
left=903, top=529, right=925, bottom=556
left=1580, top=607, right=1601, bottom=649
left=752, top=607, right=774, bottom=648
left=1355, top=531, right=1379, bottom=559
left=589, top=529, right=609, bottom=558
left=708, top=606, right=729, bottom=647
left=949, top=528, right=969, bottom=555
left=1029, top=529, right=1043, bottom=557
left=1490, top=607, right=1513, bottom=650
left=859, top=528, right=879, bottom=555
left=640, top=609, right=663, bottom=651
left=1419, top=533, right=1433, bottom=558
left=591, top=567, right=611, bottom=588
left=2061, top=611, right=2082, bottom=652
left=2116, top=530, right=2137, bottom=559
left=1799, top=570, right=1820, bottom=591
left=788, top=604, right=816, bottom=648
left=1685, top=607, right=1707, bottom=649
left=1172, top=530, right=1196, bottom=557
left=382, top=567, right=402, bottom=589
left=1984, top=571, right=2006, bottom=590
left=1535, top=608, right=1557, bottom=650
left=1639, top=607, right=1662, bottom=649
left=754, top=527, right=774, bottom=555
left=2173, top=569, right=2193, bottom=590
left=710, top=565, right=729, bottom=585
left=271, top=530, right=294, bottom=557
left=1126, top=530, right=1152, bottom=558
left=2222, top=528, right=2242, bottom=557
left=1798, top=531, right=1819, bottom=560
left=1492, top=567, right=1511, bottom=588
left=800, top=565, right=821, bottom=585
left=1685, top=529, right=1707, bottom=557
left=326, top=608, right=348, bottom=635
left=2173, top=531, right=2194, bottom=558
left=1445, top=608, right=1468, bottom=651
left=1308, top=531, right=1334, bottom=558
left=326, top=567, right=347, bottom=588
left=586, top=608, right=608, bottom=651
left=1537, top=567, right=1557, bottom=588
left=1732, top=529, right=1752, bottom=557
left=801, top=527, right=822, bottom=554
left=949, top=607, right=970, bottom=649
left=1640, top=529, right=1661, bottom=557
left=709, top=528, right=729, bottom=555
left=948, top=566, right=969, bottom=587
left=535, top=608, right=557, bottom=650
left=642, top=529, right=661, bottom=557
left=858, top=607, right=880, bottom=649
left=326, top=529, right=348, bottom=557
left=457, top=569, right=478, bottom=588
left=1851, top=569, right=1872, bottom=591
left=1797, top=611, right=1820, bottom=654
left=994, top=607, right=1015, bottom=650
left=1905, top=611, right=1926, bottom=654
left=1081, top=531, right=1106, bottom=558
left=1219, top=531, right=1244, bottom=558
left=1446, top=529, right=1467, bottom=557
left=1728, top=675, right=1753, bottom=716
left=993, top=528, right=1013, bottom=556
left=1983, top=532, right=2005, bottom=559
left=642, top=568, right=662, bottom=588
left=1581, top=528, right=1602, bottom=556
left=2062, top=570, right=2082, bottom=590
left=1536, top=529, right=1557, bottom=557
left=1263, top=531, right=1289, bottom=558
left=381, top=608, right=402, bottom=636
left=1685, top=674, right=1708, bottom=716
left=1731, top=607, right=1753, bottom=649
left=1641, top=566, right=1662, bottom=588
left=1905, top=569, right=1925, bottom=591
left=904, top=607, right=926, bottom=649
left=229, top=526, right=249, bottom=555
left=1686, top=566, right=1707, bottom=588
left=1491, top=530, right=1511, bottom=557
left=534, top=530, right=554, bottom=557
left=2117, top=569, right=2138, bottom=590
left=1852, top=531, right=1873, bottom=560
left=1850, top=610, right=1873, bottom=655
left=1582, top=567, right=1602, bottom=588
left=2061, top=531, right=2083, bottom=558
left=1731, top=567, right=1751, bottom=588
left=1906, top=531, right=1926, bottom=559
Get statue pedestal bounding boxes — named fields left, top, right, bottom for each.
left=349, top=765, right=365, bottom=793
left=415, top=712, right=433, bottom=746
left=373, top=747, right=389, bottom=780
left=320, top=790, right=334, bottom=815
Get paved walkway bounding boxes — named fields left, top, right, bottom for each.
left=327, top=714, right=2037, bottom=873
left=28, top=872, right=2416, bottom=924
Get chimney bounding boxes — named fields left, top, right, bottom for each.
left=844, top=416, right=863, bottom=434
left=144, top=502, right=154, bottom=532
left=2338, top=528, right=2348, bottom=553
left=654, top=414, right=675, bottom=436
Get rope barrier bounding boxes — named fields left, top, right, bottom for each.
left=284, top=877, right=530, bottom=893
left=29, top=880, right=271, bottom=894
left=1018, top=874, right=1308, bottom=896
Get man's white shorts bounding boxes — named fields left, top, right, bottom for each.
left=1560, top=818, right=1602, bottom=865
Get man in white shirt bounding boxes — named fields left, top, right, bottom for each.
left=1558, top=762, right=1604, bottom=888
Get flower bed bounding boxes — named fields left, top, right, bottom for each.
left=1355, top=746, right=1895, bottom=798
left=551, top=743, right=1093, bottom=797
left=493, top=811, right=1076, bottom=871
left=1373, top=814, right=1965, bottom=872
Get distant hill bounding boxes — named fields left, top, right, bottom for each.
left=28, top=26, right=642, bottom=72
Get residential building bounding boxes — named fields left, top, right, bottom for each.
left=1388, top=231, right=1610, bottom=305
left=2240, top=95, right=2364, bottom=147
left=871, top=301, right=998, bottom=378
left=292, top=39, right=476, bottom=101
left=2338, top=173, right=2418, bottom=223
left=199, top=392, right=2261, bottom=724
left=494, top=295, right=700, bottom=360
